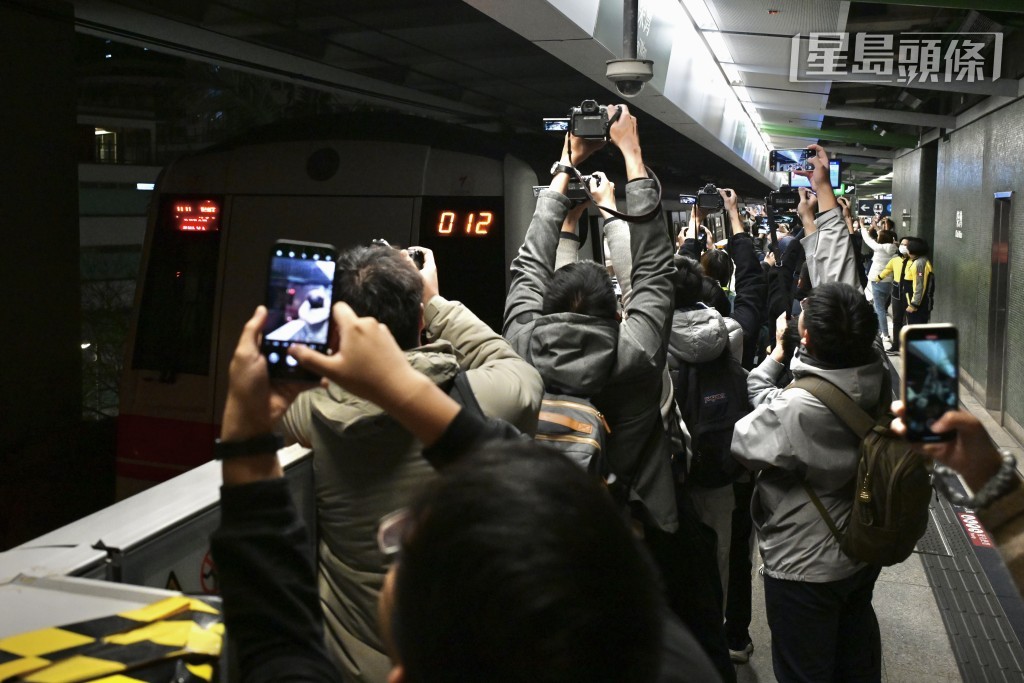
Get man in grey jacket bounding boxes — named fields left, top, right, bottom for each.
left=732, top=144, right=887, bottom=683
left=503, top=106, right=737, bottom=683
left=283, top=245, right=543, bottom=683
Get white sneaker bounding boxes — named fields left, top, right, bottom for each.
left=883, top=336, right=892, bottom=350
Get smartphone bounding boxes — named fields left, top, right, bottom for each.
left=679, top=194, right=697, bottom=205
left=261, top=240, right=338, bottom=381
left=900, top=324, right=958, bottom=442
left=769, top=149, right=814, bottom=173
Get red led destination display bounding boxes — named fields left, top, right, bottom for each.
left=174, top=199, right=221, bottom=233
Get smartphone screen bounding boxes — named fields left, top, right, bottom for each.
left=262, top=240, right=337, bottom=380
left=901, top=324, right=958, bottom=442
left=769, top=149, right=814, bottom=173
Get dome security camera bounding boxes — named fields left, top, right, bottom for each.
left=606, top=58, right=654, bottom=98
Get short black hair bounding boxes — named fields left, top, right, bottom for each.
left=700, top=249, right=734, bottom=289
left=802, top=282, right=878, bottom=368
left=542, top=261, right=617, bottom=320
left=335, top=245, right=423, bottom=349
left=905, top=236, right=929, bottom=257
left=392, top=442, right=663, bottom=683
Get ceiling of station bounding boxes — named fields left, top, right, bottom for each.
left=73, top=0, right=1024, bottom=198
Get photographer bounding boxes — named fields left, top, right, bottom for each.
left=279, top=242, right=543, bottom=681
left=503, top=105, right=735, bottom=681
left=212, top=302, right=721, bottom=683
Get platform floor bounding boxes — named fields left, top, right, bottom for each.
left=735, top=334, right=1024, bottom=683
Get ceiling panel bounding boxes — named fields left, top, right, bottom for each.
left=709, top=0, right=844, bottom=37
left=723, top=34, right=794, bottom=67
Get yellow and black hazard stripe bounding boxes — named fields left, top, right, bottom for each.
left=0, top=596, right=222, bottom=683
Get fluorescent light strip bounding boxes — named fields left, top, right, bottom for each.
left=704, top=31, right=734, bottom=64
left=679, top=0, right=718, bottom=30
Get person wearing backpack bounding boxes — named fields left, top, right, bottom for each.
left=731, top=144, right=889, bottom=683
left=503, top=109, right=737, bottom=683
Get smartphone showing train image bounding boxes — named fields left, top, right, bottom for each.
left=901, top=324, right=958, bottom=442
left=261, top=240, right=337, bottom=381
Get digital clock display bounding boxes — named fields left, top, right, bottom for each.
left=421, top=196, right=501, bottom=239
left=436, top=210, right=494, bottom=236
left=418, top=196, right=504, bottom=332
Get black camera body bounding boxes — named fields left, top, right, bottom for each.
left=767, top=185, right=800, bottom=212
left=569, top=100, right=619, bottom=140
left=697, top=183, right=724, bottom=210
left=408, top=248, right=425, bottom=270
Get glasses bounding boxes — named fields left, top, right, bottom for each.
left=377, top=507, right=412, bottom=559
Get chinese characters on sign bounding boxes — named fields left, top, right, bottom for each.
left=790, top=32, right=1002, bottom=84
left=637, top=0, right=653, bottom=61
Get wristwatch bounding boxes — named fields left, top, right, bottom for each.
left=214, top=433, right=284, bottom=460
left=550, top=162, right=574, bottom=177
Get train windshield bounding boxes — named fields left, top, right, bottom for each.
left=132, top=196, right=222, bottom=377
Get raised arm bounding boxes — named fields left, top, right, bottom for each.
left=610, top=105, right=674, bottom=374
left=793, top=144, right=858, bottom=287
left=723, top=190, right=767, bottom=368
left=504, top=134, right=603, bottom=351
left=422, top=251, right=543, bottom=432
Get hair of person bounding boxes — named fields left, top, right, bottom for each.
left=700, top=248, right=734, bottom=289
left=876, top=229, right=896, bottom=245
left=542, top=260, right=618, bottom=320
left=905, top=236, right=929, bottom=257
left=391, top=441, right=663, bottom=683
left=335, top=245, right=423, bottom=349
left=671, top=254, right=704, bottom=308
left=802, top=282, right=878, bottom=368
left=780, top=315, right=801, bottom=369
left=880, top=217, right=896, bottom=231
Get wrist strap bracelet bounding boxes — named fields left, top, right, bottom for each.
left=214, top=433, right=284, bottom=460
left=933, top=449, right=1018, bottom=509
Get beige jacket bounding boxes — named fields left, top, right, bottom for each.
left=282, top=295, right=542, bottom=683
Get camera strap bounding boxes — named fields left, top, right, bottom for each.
left=564, top=163, right=664, bottom=223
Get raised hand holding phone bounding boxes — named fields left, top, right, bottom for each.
left=900, top=324, right=958, bottom=442
left=261, top=240, right=338, bottom=382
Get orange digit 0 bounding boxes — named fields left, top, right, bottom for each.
left=438, top=211, right=455, bottom=234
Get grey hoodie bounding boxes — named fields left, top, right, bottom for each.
left=505, top=181, right=678, bottom=532
left=731, top=348, right=885, bottom=582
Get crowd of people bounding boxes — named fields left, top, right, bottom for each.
left=208, top=104, right=1006, bottom=683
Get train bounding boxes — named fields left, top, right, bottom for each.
left=116, top=121, right=550, bottom=488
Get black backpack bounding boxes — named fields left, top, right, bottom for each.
left=790, top=376, right=933, bottom=567
left=671, top=348, right=752, bottom=488
left=534, top=392, right=615, bottom=486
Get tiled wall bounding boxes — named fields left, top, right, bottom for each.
left=900, top=97, right=1024, bottom=433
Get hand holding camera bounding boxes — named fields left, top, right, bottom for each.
left=413, top=247, right=439, bottom=305
left=588, top=172, right=617, bottom=217
left=793, top=144, right=837, bottom=212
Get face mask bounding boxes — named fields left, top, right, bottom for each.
left=899, top=245, right=909, bottom=255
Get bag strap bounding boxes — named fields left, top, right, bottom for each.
left=789, top=376, right=876, bottom=438
left=800, top=481, right=844, bottom=546
left=787, top=376, right=879, bottom=548
left=449, top=371, right=484, bottom=417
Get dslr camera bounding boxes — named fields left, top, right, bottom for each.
left=569, top=99, right=621, bottom=140
left=766, top=185, right=800, bottom=212
left=531, top=174, right=597, bottom=206
left=697, top=183, right=724, bottom=211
